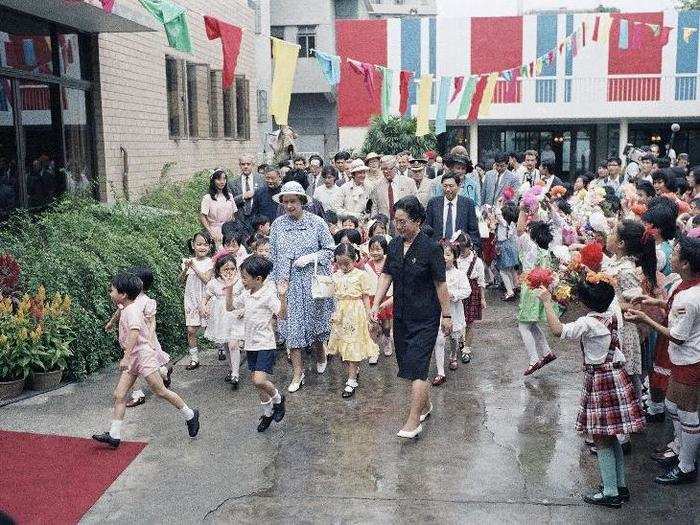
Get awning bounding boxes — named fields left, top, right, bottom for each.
left=0, top=0, right=159, bottom=33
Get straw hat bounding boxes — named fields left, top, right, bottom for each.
left=349, top=159, right=370, bottom=173
left=364, top=152, right=381, bottom=162
left=272, top=181, right=308, bottom=204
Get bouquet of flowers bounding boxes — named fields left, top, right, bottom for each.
left=579, top=241, right=604, bottom=272
left=523, top=267, right=554, bottom=289
left=522, top=185, right=544, bottom=213
left=550, top=185, right=567, bottom=199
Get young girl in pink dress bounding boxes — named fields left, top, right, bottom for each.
left=200, top=169, right=237, bottom=247
left=364, top=235, right=393, bottom=363
left=180, top=230, right=214, bottom=370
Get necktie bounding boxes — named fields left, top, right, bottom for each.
left=445, top=201, right=454, bottom=240
left=387, top=181, right=395, bottom=219
left=243, top=175, right=252, bottom=214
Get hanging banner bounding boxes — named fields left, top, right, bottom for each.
left=377, top=66, right=393, bottom=123
left=450, top=76, right=465, bottom=103
left=684, top=27, right=699, bottom=43
left=269, top=37, right=300, bottom=126
left=348, top=59, right=377, bottom=101
left=139, top=0, right=192, bottom=52
left=415, top=74, right=433, bottom=137
left=314, top=50, right=341, bottom=86
left=434, top=75, right=452, bottom=135
left=477, top=72, right=499, bottom=118
left=399, top=70, right=413, bottom=116
left=467, top=75, right=488, bottom=122
left=204, top=16, right=242, bottom=90
left=101, top=0, right=115, bottom=12
left=457, top=75, right=478, bottom=118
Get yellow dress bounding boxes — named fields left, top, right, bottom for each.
left=327, top=268, right=380, bottom=362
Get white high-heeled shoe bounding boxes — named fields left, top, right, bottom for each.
left=397, top=424, right=423, bottom=439
left=419, top=403, right=433, bottom=423
left=287, top=373, right=305, bottom=392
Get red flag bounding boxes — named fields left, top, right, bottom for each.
left=592, top=16, right=600, bottom=41
left=101, top=0, right=115, bottom=12
left=658, top=26, right=671, bottom=47
left=467, top=75, right=488, bottom=122
left=450, top=76, right=464, bottom=103
left=582, top=21, right=587, bottom=46
left=204, top=16, right=243, bottom=90
left=399, top=70, right=413, bottom=115
left=529, top=61, right=535, bottom=77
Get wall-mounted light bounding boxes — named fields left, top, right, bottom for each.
left=650, top=134, right=662, bottom=142
left=553, top=135, right=564, bottom=144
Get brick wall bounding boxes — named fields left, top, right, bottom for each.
left=95, top=0, right=261, bottom=202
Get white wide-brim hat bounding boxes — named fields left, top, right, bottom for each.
left=349, top=159, right=369, bottom=174
left=272, top=181, right=309, bottom=204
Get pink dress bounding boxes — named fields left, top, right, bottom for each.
left=184, top=257, right=214, bottom=326
left=134, top=293, right=169, bottom=367
left=119, top=302, right=160, bottom=378
left=200, top=193, right=237, bottom=242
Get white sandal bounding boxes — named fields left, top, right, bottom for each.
left=287, top=373, right=305, bottom=392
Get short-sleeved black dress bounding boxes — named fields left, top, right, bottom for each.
left=384, top=230, right=446, bottom=381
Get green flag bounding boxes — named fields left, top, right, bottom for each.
left=457, top=76, right=478, bottom=119
left=139, top=0, right=193, bottom=52
left=378, top=66, right=393, bottom=123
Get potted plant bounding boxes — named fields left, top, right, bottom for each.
left=26, top=286, right=73, bottom=391
left=0, top=295, right=35, bottom=399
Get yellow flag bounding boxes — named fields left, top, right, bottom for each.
left=478, top=73, right=499, bottom=117
left=415, top=74, right=433, bottom=137
left=683, top=27, right=698, bottom=43
left=269, top=37, right=300, bottom=126
left=599, top=14, right=613, bottom=45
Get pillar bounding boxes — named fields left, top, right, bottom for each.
left=618, top=119, right=629, bottom=159
left=469, top=122, right=478, bottom=162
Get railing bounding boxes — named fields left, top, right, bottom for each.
left=489, top=74, right=698, bottom=105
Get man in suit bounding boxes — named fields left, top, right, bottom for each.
left=369, top=154, right=417, bottom=221
left=482, top=153, right=520, bottom=207
left=251, top=167, right=283, bottom=222
left=536, top=160, right=563, bottom=194
left=230, top=154, right=264, bottom=221
left=425, top=172, right=480, bottom=247
left=306, top=155, right=324, bottom=196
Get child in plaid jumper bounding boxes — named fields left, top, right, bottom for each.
left=537, top=280, right=645, bottom=509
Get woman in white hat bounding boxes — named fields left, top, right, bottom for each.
left=364, top=152, right=382, bottom=191
left=335, top=159, right=372, bottom=220
left=270, top=181, right=336, bottom=392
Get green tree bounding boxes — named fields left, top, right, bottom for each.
left=678, top=0, right=700, bottom=9
left=361, top=115, right=437, bottom=157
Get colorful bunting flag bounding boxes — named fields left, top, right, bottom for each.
left=683, top=27, right=699, bottom=43
left=467, top=75, right=488, bottom=122
left=582, top=21, right=586, bottom=47
left=592, top=15, right=601, bottom=41
left=658, top=26, right=672, bottom=47
left=457, top=75, right=478, bottom=118
left=139, top=0, right=192, bottom=52
left=599, top=14, right=613, bottom=45
left=646, top=23, right=661, bottom=37
left=450, top=76, right=464, bottom=103
left=572, top=32, right=578, bottom=57
left=619, top=19, right=629, bottom=50
left=535, top=57, right=544, bottom=76
left=501, top=69, right=512, bottom=82
left=204, top=16, right=242, bottom=90
left=434, top=75, right=451, bottom=135
left=399, top=70, right=412, bottom=115
left=348, top=59, right=377, bottom=101
left=269, top=37, right=300, bottom=126
left=377, top=66, right=393, bottom=123
left=415, top=74, right=432, bottom=137
left=314, top=50, right=341, bottom=86
left=101, top=0, right=115, bottom=12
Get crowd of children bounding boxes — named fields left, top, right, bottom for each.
left=93, top=156, right=700, bottom=511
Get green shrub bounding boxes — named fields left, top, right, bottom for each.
left=0, top=171, right=210, bottom=380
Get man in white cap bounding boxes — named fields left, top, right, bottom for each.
left=335, top=159, right=372, bottom=219
left=408, top=156, right=435, bottom=208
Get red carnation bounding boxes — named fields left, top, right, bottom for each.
left=524, top=267, right=554, bottom=289
left=502, top=186, right=515, bottom=202
left=579, top=241, right=603, bottom=272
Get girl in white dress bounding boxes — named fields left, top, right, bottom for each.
left=180, top=230, right=214, bottom=370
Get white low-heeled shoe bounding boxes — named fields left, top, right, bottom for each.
left=316, top=360, right=327, bottom=374
left=397, top=424, right=423, bottom=439
left=419, top=403, right=433, bottom=423
left=287, top=373, right=305, bottom=392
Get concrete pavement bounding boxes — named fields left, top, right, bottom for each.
left=1, top=290, right=697, bottom=524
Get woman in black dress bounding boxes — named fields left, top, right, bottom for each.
left=371, top=196, right=452, bottom=438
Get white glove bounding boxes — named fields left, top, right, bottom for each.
left=293, top=253, right=316, bottom=268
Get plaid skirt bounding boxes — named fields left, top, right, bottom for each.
left=575, top=364, right=645, bottom=436
left=482, top=235, right=497, bottom=265
left=463, top=278, right=482, bottom=324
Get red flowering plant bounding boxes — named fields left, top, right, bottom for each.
left=0, top=253, right=20, bottom=299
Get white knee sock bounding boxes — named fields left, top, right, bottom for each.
left=271, top=389, right=282, bottom=404
left=434, top=332, right=446, bottom=376
left=131, top=389, right=145, bottom=400
left=189, top=347, right=199, bottom=362
left=518, top=322, right=541, bottom=365
left=500, top=269, right=514, bottom=295
left=227, top=343, right=241, bottom=378
left=260, top=400, right=273, bottom=417
left=109, top=419, right=122, bottom=439
left=677, top=409, right=700, bottom=473
left=180, top=404, right=195, bottom=420
left=665, top=399, right=682, bottom=454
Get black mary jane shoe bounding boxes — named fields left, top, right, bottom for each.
left=257, top=414, right=274, bottom=432
left=92, top=432, right=121, bottom=449
left=185, top=360, right=200, bottom=371
left=655, top=465, right=698, bottom=485
left=582, top=491, right=622, bottom=509
left=231, top=377, right=239, bottom=391
left=163, top=366, right=173, bottom=388
left=218, top=348, right=226, bottom=361
left=186, top=409, right=200, bottom=438
left=272, top=395, right=286, bottom=422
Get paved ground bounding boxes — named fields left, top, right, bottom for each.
left=1, top=290, right=698, bottom=524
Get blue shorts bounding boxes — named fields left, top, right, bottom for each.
left=247, top=350, right=276, bottom=374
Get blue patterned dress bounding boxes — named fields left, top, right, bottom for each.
left=270, top=211, right=335, bottom=348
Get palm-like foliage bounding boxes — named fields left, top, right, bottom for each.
left=361, top=115, right=437, bottom=157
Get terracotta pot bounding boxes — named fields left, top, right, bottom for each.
left=0, top=377, right=25, bottom=400
left=28, top=369, right=64, bottom=391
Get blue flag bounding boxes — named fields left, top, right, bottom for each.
left=314, top=50, right=341, bottom=86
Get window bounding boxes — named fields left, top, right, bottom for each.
left=223, top=85, right=236, bottom=138
left=235, top=75, right=250, bottom=140
left=297, top=26, right=316, bottom=58
left=270, top=26, right=285, bottom=58
left=257, top=89, right=268, bottom=123
left=209, top=70, right=224, bottom=138
left=166, top=57, right=187, bottom=138
left=187, top=62, right=211, bottom=138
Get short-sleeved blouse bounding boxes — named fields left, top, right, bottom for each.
left=383, top=231, right=446, bottom=321
left=200, top=193, right=237, bottom=229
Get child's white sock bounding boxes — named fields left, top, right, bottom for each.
left=159, top=366, right=168, bottom=378
left=180, top=405, right=195, bottom=420
left=131, top=389, right=145, bottom=400
left=346, top=378, right=358, bottom=388
left=271, top=389, right=282, bottom=404
left=109, top=420, right=122, bottom=439
left=260, top=400, right=273, bottom=417
left=189, top=347, right=199, bottom=361
left=228, top=343, right=241, bottom=377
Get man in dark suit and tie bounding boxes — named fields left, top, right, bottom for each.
left=425, top=172, right=480, bottom=248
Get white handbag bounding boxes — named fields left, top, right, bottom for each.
left=311, top=254, right=334, bottom=299
left=476, top=207, right=490, bottom=238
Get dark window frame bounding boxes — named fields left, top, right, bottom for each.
left=297, top=25, right=316, bottom=58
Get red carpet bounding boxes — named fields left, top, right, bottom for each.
left=0, top=430, right=146, bottom=524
